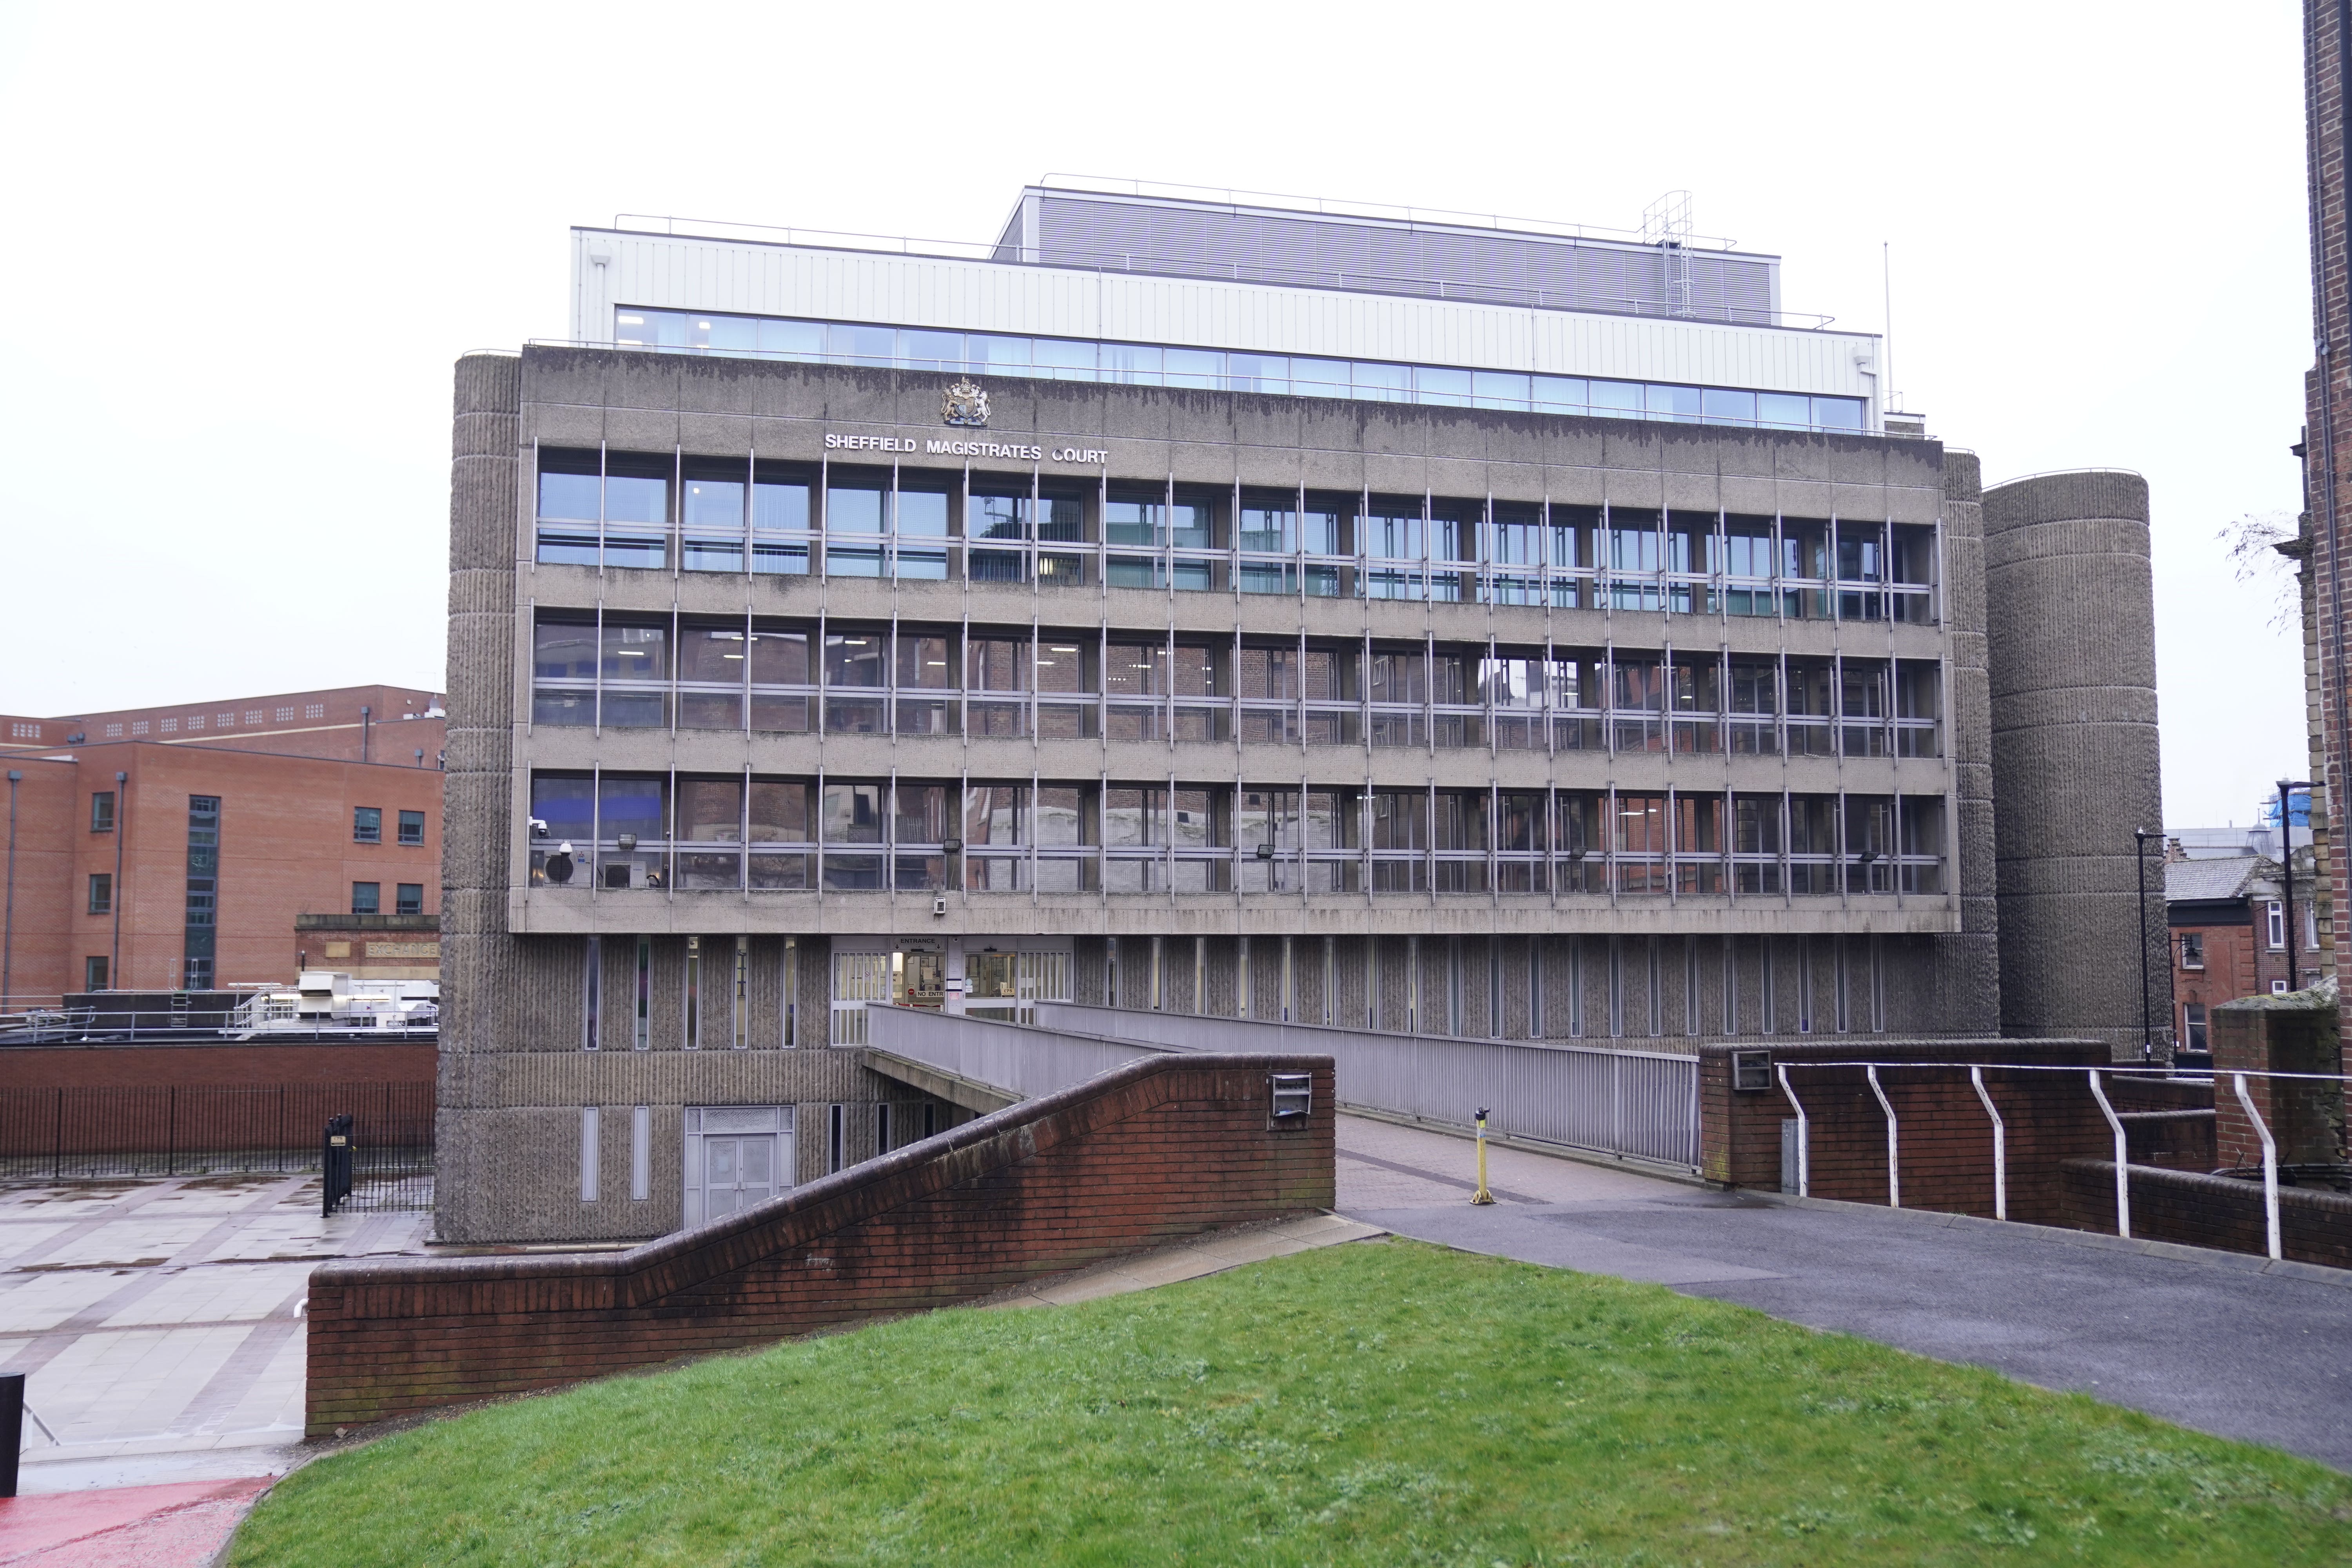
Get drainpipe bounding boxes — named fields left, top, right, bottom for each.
left=109, top=770, right=126, bottom=989
left=3, top=770, right=20, bottom=1010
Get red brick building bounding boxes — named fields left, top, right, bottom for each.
left=2166, top=852, right=2324, bottom=1056
left=0, top=731, right=443, bottom=1005
left=0, top=684, right=445, bottom=768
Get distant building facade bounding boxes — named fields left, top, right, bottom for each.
left=2166, top=848, right=2325, bottom=1055
left=0, top=714, right=444, bottom=1006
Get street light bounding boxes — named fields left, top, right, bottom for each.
left=2277, top=780, right=2315, bottom=993
left=2133, top=826, right=2154, bottom=1063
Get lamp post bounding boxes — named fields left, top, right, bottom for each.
left=2277, top=780, right=2315, bottom=993
left=3, top=770, right=20, bottom=1013
left=2134, top=826, right=2154, bottom=1063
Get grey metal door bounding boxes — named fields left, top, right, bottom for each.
left=702, top=1134, right=776, bottom=1219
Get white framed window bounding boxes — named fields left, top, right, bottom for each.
left=2273, top=979, right=2290, bottom=995
left=2267, top=901, right=2287, bottom=950
left=2179, top=932, right=2205, bottom=970
left=832, top=950, right=889, bottom=1043
left=2182, top=1002, right=2208, bottom=1052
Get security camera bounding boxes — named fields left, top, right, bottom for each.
left=530, top=818, right=549, bottom=838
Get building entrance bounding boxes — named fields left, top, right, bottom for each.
left=682, top=1105, right=794, bottom=1227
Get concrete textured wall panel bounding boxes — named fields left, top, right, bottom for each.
left=1982, top=470, right=2165, bottom=1056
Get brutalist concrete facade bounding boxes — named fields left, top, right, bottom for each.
left=1981, top=471, right=2169, bottom=1059
left=432, top=345, right=2147, bottom=1243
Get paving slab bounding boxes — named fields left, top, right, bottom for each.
left=1336, top=1114, right=2352, bottom=1472
left=0, top=1475, right=274, bottom=1566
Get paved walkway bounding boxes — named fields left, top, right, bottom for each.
left=0, top=1175, right=430, bottom=1496
left=1335, top=1114, right=2352, bottom=1471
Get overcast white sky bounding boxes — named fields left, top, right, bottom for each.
left=0, top=1, right=2313, bottom=827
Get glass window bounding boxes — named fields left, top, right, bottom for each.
left=682, top=475, right=744, bottom=527
left=1239, top=499, right=1295, bottom=553
left=351, top=882, right=380, bottom=915
left=597, top=775, right=666, bottom=844
left=1352, top=361, right=1412, bottom=403
left=1165, top=348, right=1223, bottom=389
left=826, top=484, right=886, bottom=533
left=1646, top=384, right=1702, bottom=423
left=895, top=782, right=954, bottom=842
left=2180, top=932, right=2205, bottom=969
left=747, top=628, right=809, bottom=685
left=538, top=470, right=600, bottom=520
left=679, top=625, right=749, bottom=685
left=1812, top=397, right=1865, bottom=432
left=1031, top=338, right=1097, bottom=380
left=825, top=323, right=895, bottom=366
left=533, top=619, right=598, bottom=683
left=897, top=631, right=958, bottom=689
left=753, top=479, right=810, bottom=531
left=396, top=884, right=425, bottom=916
left=823, top=782, right=884, bottom=843
left=1759, top=392, right=1811, bottom=429
left=1226, top=354, right=1289, bottom=394
left=1105, top=487, right=1165, bottom=547
left=1588, top=380, right=1642, bottom=417
left=969, top=493, right=1030, bottom=541
left=1414, top=366, right=1472, bottom=407
left=1531, top=376, right=1586, bottom=413
left=967, top=636, right=1029, bottom=691
left=1292, top=358, right=1350, bottom=396
left=530, top=775, right=595, bottom=844
left=757, top=319, right=822, bottom=359
left=87, top=873, right=111, bottom=914
left=353, top=807, right=381, bottom=844
left=1101, top=343, right=1161, bottom=385
left=899, top=328, right=965, bottom=371
left=679, top=779, right=744, bottom=842
left=603, top=473, right=667, bottom=527
left=1700, top=388, right=1757, bottom=425
left=749, top=781, right=814, bottom=842
left=601, top=622, right=668, bottom=681
left=896, top=486, right=951, bottom=536
left=968, top=334, right=1034, bottom=376
left=397, top=810, right=425, bottom=846
left=824, top=632, right=886, bottom=688
left=1472, top=371, right=1531, bottom=410
left=90, top=791, right=114, bottom=832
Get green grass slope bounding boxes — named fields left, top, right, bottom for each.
left=232, top=1240, right=2352, bottom=1566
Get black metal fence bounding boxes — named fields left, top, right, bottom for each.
left=0, top=1082, right=434, bottom=1210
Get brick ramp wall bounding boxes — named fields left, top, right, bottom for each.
left=306, top=1054, right=1333, bottom=1436
left=2062, top=1160, right=2352, bottom=1270
left=1700, top=1041, right=2108, bottom=1226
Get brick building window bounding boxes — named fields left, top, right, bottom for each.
left=2266, top=901, right=2287, bottom=950
left=397, top=809, right=425, bottom=846
left=396, top=883, right=424, bottom=915
left=2182, top=1002, right=2208, bottom=1051
left=2178, top=932, right=2204, bottom=969
left=84, top=956, right=107, bottom=991
left=86, top=874, right=110, bottom=915
left=90, top=791, right=114, bottom=832
left=352, top=882, right=380, bottom=915
left=354, top=807, right=382, bottom=844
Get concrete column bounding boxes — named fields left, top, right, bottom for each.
left=1982, top=470, right=2166, bottom=1058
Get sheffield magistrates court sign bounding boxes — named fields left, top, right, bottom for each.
left=820, top=377, right=1110, bottom=466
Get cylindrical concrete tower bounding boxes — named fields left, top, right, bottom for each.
left=1981, top=470, right=2168, bottom=1059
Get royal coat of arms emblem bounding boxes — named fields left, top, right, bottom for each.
left=941, top=377, right=991, bottom=427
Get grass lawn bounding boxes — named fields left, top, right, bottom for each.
left=232, top=1239, right=2352, bottom=1566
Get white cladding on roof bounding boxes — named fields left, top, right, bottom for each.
left=570, top=227, right=1880, bottom=404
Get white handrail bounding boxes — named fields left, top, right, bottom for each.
left=2232, top=1073, right=2283, bottom=1261
left=2087, top=1070, right=2131, bottom=1239
left=1866, top=1064, right=1900, bottom=1209
left=1970, top=1066, right=2007, bottom=1221
left=1777, top=1064, right=1810, bottom=1198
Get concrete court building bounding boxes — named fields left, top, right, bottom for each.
left=437, top=180, right=2165, bottom=1243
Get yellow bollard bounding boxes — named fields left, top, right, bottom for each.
left=1471, top=1107, right=1495, bottom=1205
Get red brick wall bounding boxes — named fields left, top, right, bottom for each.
left=0, top=1041, right=434, bottom=1087
left=0, top=741, right=441, bottom=1000
left=1700, top=1041, right=2109, bottom=1225
left=2305, top=0, right=2352, bottom=1072
left=2211, top=996, right=2347, bottom=1167
left=2063, top=1160, right=2352, bottom=1269
left=305, top=1053, right=1334, bottom=1436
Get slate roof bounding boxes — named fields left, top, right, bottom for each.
left=2165, top=855, right=2272, bottom=904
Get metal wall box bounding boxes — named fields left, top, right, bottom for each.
left=1269, top=1073, right=1312, bottom=1120
left=1732, top=1049, right=1773, bottom=1093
